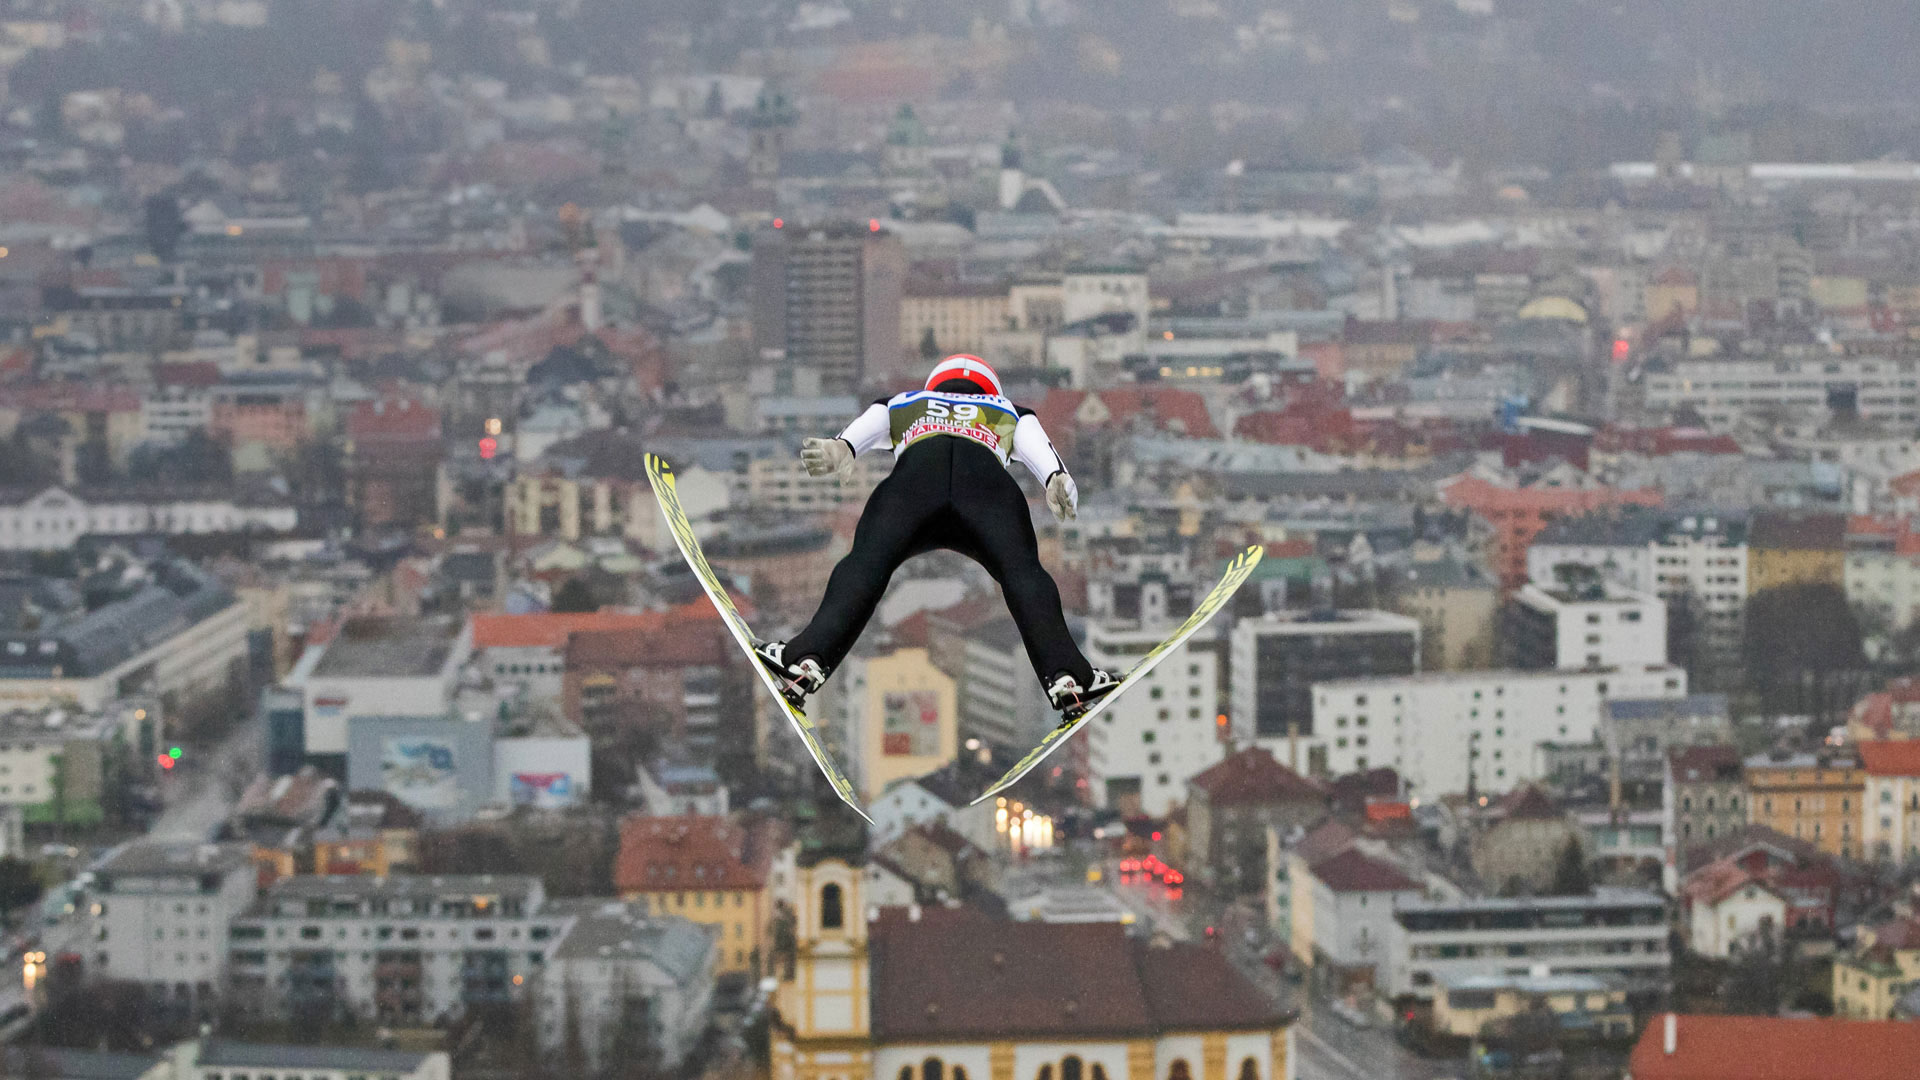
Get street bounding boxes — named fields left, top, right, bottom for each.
left=1103, top=851, right=1465, bottom=1080
left=149, top=717, right=263, bottom=842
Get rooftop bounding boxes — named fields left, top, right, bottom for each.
left=1438, top=971, right=1618, bottom=994
left=310, top=615, right=463, bottom=679
left=1609, top=694, right=1730, bottom=722
left=1860, top=740, right=1920, bottom=777
left=1396, top=887, right=1665, bottom=915
left=542, top=899, right=715, bottom=982
left=1189, top=747, right=1327, bottom=806
left=96, top=841, right=254, bottom=879
left=1310, top=849, right=1420, bottom=894
left=252, top=872, right=541, bottom=904
left=196, top=1041, right=435, bottom=1072
left=615, top=814, right=782, bottom=893
left=1626, top=1015, right=1920, bottom=1080
left=868, top=906, right=1284, bottom=1040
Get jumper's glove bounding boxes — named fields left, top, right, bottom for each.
left=801, top=437, right=854, bottom=481
left=1046, top=471, right=1078, bottom=522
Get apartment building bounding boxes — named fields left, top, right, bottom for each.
left=750, top=222, right=907, bottom=391
left=1385, top=889, right=1670, bottom=999
left=1229, top=610, right=1420, bottom=745
left=91, top=842, right=260, bottom=1010
left=1507, top=580, right=1667, bottom=672
left=1086, top=619, right=1225, bottom=817
left=1744, top=750, right=1865, bottom=859
left=1294, top=666, right=1688, bottom=796
left=1860, top=740, right=1920, bottom=862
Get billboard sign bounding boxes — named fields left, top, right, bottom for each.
left=881, top=690, right=940, bottom=757
left=382, top=738, right=459, bottom=809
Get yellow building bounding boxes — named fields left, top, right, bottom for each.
left=1432, top=973, right=1634, bottom=1040
left=615, top=814, right=783, bottom=976
left=1831, top=919, right=1920, bottom=1019
left=1388, top=557, right=1497, bottom=671
left=774, top=847, right=1292, bottom=1080
left=1747, top=511, right=1846, bottom=594
left=825, top=647, right=958, bottom=803
left=902, top=283, right=1012, bottom=356
left=1744, top=750, right=1864, bottom=859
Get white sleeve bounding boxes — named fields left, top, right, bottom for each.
left=835, top=402, right=892, bottom=455
left=1012, top=412, right=1070, bottom=487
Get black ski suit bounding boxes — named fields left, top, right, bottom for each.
left=784, top=387, right=1096, bottom=689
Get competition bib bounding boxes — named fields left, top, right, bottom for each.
left=888, top=391, right=1020, bottom=463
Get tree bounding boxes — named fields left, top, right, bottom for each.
left=1549, top=836, right=1591, bottom=896
left=918, top=326, right=941, bottom=360
left=1744, top=583, right=1870, bottom=723
left=551, top=578, right=597, bottom=613
left=0, top=856, right=42, bottom=920
left=143, top=195, right=188, bottom=263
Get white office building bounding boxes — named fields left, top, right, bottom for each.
left=1085, top=620, right=1225, bottom=817
left=1385, top=888, right=1671, bottom=999
left=90, top=842, right=261, bottom=1008
left=1229, top=609, right=1422, bottom=745
left=0, top=487, right=297, bottom=551
left=1290, top=666, right=1688, bottom=797
left=289, top=615, right=472, bottom=766
left=1644, top=354, right=1920, bottom=427
left=1508, top=581, right=1667, bottom=671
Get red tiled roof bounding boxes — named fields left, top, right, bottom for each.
left=1031, top=387, right=1221, bottom=452
left=1681, top=857, right=1779, bottom=908
left=346, top=398, right=441, bottom=442
left=1627, top=1015, right=1920, bottom=1080
left=1189, top=747, right=1326, bottom=806
left=1309, top=848, right=1419, bottom=894
left=1293, top=820, right=1357, bottom=866
left=613, top=814, right=781, bottom=893
left=474, top=610, right=662, bottom=650
left=155, top=361, right=223, bottom=388
left=1860, top=739, right=1920, bottom=777
left=867, top=906, right=1283, bottom=1039
left=1867, top=917, right=1920, bottom=951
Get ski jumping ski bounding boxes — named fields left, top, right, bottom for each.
left=644, top=453, right=871, bottom=822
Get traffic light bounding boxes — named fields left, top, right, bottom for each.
left=478, top=436, right=497, bottom=460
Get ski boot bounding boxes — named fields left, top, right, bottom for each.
left=1047, top=668, right=1121, bottom=723
left=753, top=640, right=831, bottom=709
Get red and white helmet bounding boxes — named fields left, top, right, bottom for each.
left=925, top=354, right=1003, bottom=396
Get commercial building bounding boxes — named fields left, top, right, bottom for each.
left=1229, top=609, right=1420, bottom=744
left=470, top=611, right=670, bottom=701
left=90, top=842, right=260, bottom=1010
left=289, top=615, right=472, bottom=774
left=613, top=814, right=782, bottom=975
left=1743, top=749, right=1864, bottom=859
left=1087, top=620, right=1225, bottom=817
left=0, top=560, right=249, bottom=711
left=1295, top=666, right=1688, bottom=796
left=820, top=648, right=957, bottom=804
left=1860, top=740, right=1920, bottom=862
left=344, top=715, right=495, bottom=821
left=1507, top=580, right=1667, bottom=672
left=750, top=222, right=907, bottom=392
left=1644, top=353, right=1920, bottom=428
left=1385, top=889, right=1670, bottom=999
left=1430, top=972, right=1634, bottom=1042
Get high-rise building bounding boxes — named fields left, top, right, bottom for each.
left=1228, top=610, right=1420, bottom=743
left=751, top=223, right=906, bottom=392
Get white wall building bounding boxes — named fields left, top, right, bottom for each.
left=1292, top=666, right=1688, bottom=799
left=1846, top=550, right=1920, bottom=634
left=0, top=487, right=297, bottom=551
left=535, top=899, right=717, bottom=1072
left=1644, top=354, right=1920, bottom=428
left=1385, top=889, right=1671, bottom=999
left=1301, top=849, right=1424, bottom=987
left=1509, top=582, right=1667, bottom=671
left=1527, top=510, right=1747, bottom=655
left=1085, top=620, right=1225, bottom=818
left=1686, top=873, right=1787, bottom=959
left=291, top=616, right=472, bottom=762
left=90, top=842, right=260, bottom=1007
left=174, top=1041, right=450, bottom=1080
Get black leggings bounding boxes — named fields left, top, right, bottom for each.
left=785, top=437, right=1094, bottom=688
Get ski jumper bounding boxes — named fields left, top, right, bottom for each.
left=783, top=388, right=1097, bottom=689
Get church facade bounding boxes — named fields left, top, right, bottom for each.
left=773, top=854, right=1294, bottom=1080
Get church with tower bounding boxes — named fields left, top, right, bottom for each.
left=773, top=843, right=1294, bottom=1080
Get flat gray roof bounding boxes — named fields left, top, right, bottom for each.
left=311, top=616, right=460, bottom=679
left=197, top=1041, right=433, bottom=1071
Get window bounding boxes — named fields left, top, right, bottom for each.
left=924, top=1060, right=945, bottom=1080
left=820, top=883, right=844, bottom=930
left=1238, top=1060, right=1258, bottom=1080
left=1061, top=1058, right=1082, bottom=1080
left=1168, top=1063, right=1192, bottom=1080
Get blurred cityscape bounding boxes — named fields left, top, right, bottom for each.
left=0, top=1, right=1916, bottom=1079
